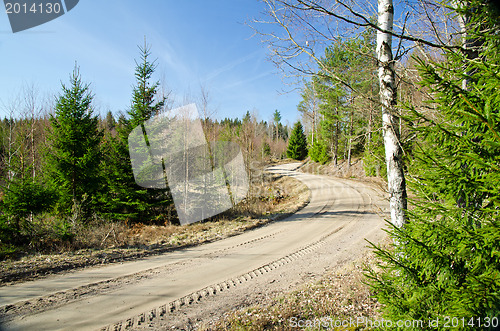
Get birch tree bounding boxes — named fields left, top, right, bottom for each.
left=376, top=0, right=406, bottom=226
left=297, top=81, right=320, bottom=145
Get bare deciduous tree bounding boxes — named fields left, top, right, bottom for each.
left=297, top=81, right=320, bottom=144
left=0, top=85, right=46, bottom=186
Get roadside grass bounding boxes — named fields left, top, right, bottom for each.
left=200, top=250, right=383, bottom=331
left=0, top=171, right=310, bottom=284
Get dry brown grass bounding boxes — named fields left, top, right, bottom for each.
left=199, top=251, right=381, bottom=331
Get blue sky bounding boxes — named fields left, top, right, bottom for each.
left=0, top=0, right=302, bottom=124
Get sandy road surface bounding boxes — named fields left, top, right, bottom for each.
left=0, top=163, right=388, bottom=330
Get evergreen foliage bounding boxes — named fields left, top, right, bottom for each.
left=0, top=179, right=55, bottom=242
left=101, top=41, right=174, bottom=223
left=0, top=121, right=5, bottom=179
left=262, top=141, right=271, bottom=156
left=46, top=66, right=102, bottom=216
left=243, top=111, right=251, bottom=123
left=273, top=109, right=281, bottom=123
left=303, top=30, right=380, bottom=165
left=286, top=121, right=308, bottom=160
left=316, top=80, right=343, bottom=163
left=366, top=1, right=500, bottom=325
left=273, top=109, right=282, bottom=141
left=220, top=117, right=242, bottom=128
left=308, top=139, right=329, bottom=164
left=363, top=132, right=386, bottom=177
left=104, top=111, right=116, bottom=132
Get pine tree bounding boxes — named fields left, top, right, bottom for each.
left=309, top=32, right=378, bottom=167
left=316, top=80, right=343, bottom=165
left=367, top=0, right=500, bottom=322
left=286, top=121, right=308, bottom=160
left=46, top=66, right=102, bottom=217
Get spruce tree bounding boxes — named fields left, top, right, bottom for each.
left=104, top=111, right=116, bottom=132
left=47, top=66, right=102, bottom=217
left=286, top=121, right=308, bottom=160
left=102, top=41, right=173, bottom=223
left=128, top=41, right=165, bottom=128
left=0, top=180, right=55, bottom=242
left=366, top=0, right=500, bottom=323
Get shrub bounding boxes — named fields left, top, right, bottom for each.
left=309, top=140, right=330, bottom=164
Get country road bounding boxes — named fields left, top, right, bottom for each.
left=0, top=163, right=388, bottom=330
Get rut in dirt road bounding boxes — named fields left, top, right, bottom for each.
left=0, top=163, right=388, bottom=330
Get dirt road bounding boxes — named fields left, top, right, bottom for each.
left=0, top=163, right=388, bottom=330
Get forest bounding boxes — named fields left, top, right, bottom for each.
left=0, top=0, right=499, bottom=326
left=0, top=42, right=296, bottom=257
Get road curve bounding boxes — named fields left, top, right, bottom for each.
left=0, top=163, right=388, bottom=330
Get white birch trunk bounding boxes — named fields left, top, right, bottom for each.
left=377, top=0, right=407, bottom=228
left=456, top=5, right=471, bottom=90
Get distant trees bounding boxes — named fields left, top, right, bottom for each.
left=218, top=112, right=289, bottom=164
left=286, top=121, right=308, bottom=160
left=104, top=111, right=116, bottom=132
left=273, top=109, right=281, bottom=141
